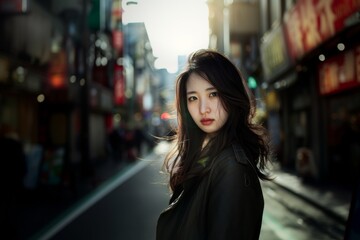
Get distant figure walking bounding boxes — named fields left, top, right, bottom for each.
left=0, top=123, right=26, bottom=239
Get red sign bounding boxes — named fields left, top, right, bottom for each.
left=284, top=0, right=360, bottom=61
left=48, top=50, right=67, bottom=89
left=114, top=64, right=125, bottom=105
left=112, top=30, right=123, bottom=55
left=318, top=45, right=360, bottom=95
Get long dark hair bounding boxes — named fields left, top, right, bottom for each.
left=163, top=49, right=271, bottom=191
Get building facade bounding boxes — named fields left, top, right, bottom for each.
left=259, top=0, right=360, bottom=185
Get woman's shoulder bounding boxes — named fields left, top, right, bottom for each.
left=213, top=143, right=249, bottom=167
left=207, top=144, right=258, bottom=184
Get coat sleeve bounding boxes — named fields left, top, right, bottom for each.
left=207, top=157, right=264, bottom=240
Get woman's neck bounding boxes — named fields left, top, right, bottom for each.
left=202, top=134, right=214, bottom=150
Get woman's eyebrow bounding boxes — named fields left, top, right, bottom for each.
left=187, top=87, right=216, bottom=95
left=187, top=90, right=197, bottom=95
left=206, top=87, right=216, bottom=91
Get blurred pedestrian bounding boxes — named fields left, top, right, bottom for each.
left=133, top=113, right=145, bottom=157
left=296, top=147, right=317, bottom=182
left=124, top=125, right=137, bottom=161
left=0, top=123, right=26, bottom=196
left=156, top=49, right=272, bottom=239
left=134, top=126, right=144, bottom=157
left=109, top=126, right=125, bottom=162
left=0, top=123, right=26, bottom=239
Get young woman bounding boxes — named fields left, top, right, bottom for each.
left=156, top=49, right=272, bottom=240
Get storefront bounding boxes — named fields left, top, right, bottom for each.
left=0, top=2, right=80, bottom=189
left=282, top=72, right=314, bottom=169
left=260, top=23, right=302, bottom=168
left=261, top=0, right=360, bottom=182
left=318, top=44, right=360, bottom=184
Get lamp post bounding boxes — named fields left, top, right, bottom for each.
left=79, top=0, right=92, bottom=177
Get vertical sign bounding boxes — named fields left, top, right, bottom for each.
left=48, top=50, right=67, bottom=89
left=114, top=64, right=125, bottom=105
left=260, top=25, right=292, bottom=82
left=112, top=30, right=123, bottom=55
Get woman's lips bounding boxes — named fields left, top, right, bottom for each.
left=200, top=118, right=214, bottom=126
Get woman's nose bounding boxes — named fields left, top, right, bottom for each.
left=200, top=100, right=210, bottom=114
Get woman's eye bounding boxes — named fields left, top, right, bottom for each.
left=209, top=92, right=218, bottom=97
left=188, top=96, right=197, bottom=102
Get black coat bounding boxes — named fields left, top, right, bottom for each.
left=156, top=144, right=264, bottom=240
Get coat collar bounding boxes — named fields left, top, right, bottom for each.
left=161, top=144, right=251, bottom=214
left=232, top=144, right=249, bottom=165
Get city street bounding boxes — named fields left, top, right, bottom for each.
left=1, top=1, right=359, bottom=240
left=33, top=143, right=346, bottom=240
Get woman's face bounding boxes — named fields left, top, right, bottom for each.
left=186, top=73, right=228, bottom=137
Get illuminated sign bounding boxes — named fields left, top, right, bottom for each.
left=114, top=64, right=125, bottom=105
left=318, top=45, right=360, bottom=95
left=48, top=50, right=67, bottom=89
left=284, top=0, right=360, bottom=61
left=260, top=25, right=292, bottom=81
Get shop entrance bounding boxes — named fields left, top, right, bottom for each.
left=326, top=90, right=360, bottom=184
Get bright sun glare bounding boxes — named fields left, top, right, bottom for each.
left=122, top=0, right=209, bottom=73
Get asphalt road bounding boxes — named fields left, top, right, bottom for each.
left=37, top=143, right=170, bottom=240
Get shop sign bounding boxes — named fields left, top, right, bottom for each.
left=284, top=0, right=360, bottom=61
left=88, top=0, right=112, bottom=31
left=112, top=30, right=123, bottom=55
left=265, top=91, right=280, bottom=111
left=318, top=45, right=360, bottom=95
left=47, top=50, right=68, bottom=89
left=260, top=25, right=292, bottom=81
left=114, top=64, right=125, bottom=105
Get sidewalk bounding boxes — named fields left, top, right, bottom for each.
left=271, top=167, right=352, bottom=224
